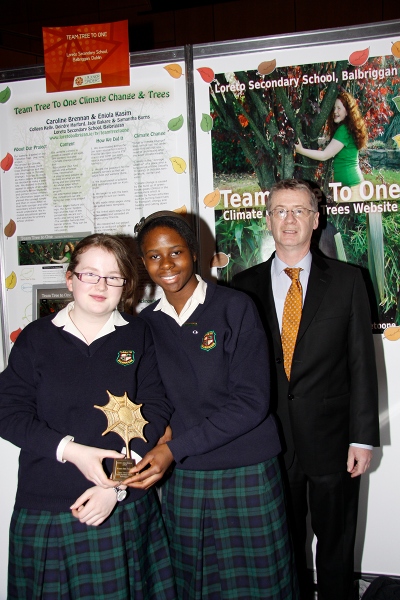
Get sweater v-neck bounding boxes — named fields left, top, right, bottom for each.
left=60, top=327, right=112, bottom=357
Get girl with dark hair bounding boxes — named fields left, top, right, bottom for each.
left=127, top=212, right=299, bottom=600
left=0, top=233, right=176, bottom=600
left=295, top=91, right=368, bottom=201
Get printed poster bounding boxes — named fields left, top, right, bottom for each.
left=0, top=56, right=190, bottom=352
left=43, top=20, right=130, bottom=93
left=194, top=33, right=400, bottom=334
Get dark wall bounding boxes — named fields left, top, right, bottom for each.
left=1, top=0, right=400, bottom=70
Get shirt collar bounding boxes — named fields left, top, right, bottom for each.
left=154, top=274, right=206, bottom=312
left=52, top=301, right=128, bottom=343
left=273, top=251, right=312, bottom=276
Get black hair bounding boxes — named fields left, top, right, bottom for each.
left=137, top=214, right=199, bottom=259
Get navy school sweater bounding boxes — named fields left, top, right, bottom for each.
left=139, top=282, right=281, bottom=471
left=0, top=313, right=172, bottom=511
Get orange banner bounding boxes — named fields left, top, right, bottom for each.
left=43, top=21, right=130, bottom=93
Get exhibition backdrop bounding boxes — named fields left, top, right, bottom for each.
left=192, top=22, right=400, bottom=579
left=194, top=24, right=400, bottom=334
left=0, top=20, right=400, bottom=597
left=0, top=47, right=191, bottom=355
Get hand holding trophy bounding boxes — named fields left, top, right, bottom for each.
left=95, top=390, right=148, bottom=481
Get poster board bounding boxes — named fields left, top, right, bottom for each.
left=192, top=20, right=400, bottom=577
left=0, top=45, right=192, bottom=599
left=0, top=47, right=191, bottom=358
left=42, top=20, right=130, bottom=92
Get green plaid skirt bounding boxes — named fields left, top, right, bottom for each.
left=162, top=457, right=299, bottom=599
left=8, top=490, right=177, bottom=600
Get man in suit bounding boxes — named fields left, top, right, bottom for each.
left=232, top=179, right=380, bottom=600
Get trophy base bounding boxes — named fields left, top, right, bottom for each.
left=112, top=458, right=136, bottom=481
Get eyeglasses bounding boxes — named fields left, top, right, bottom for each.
left=268, top=208, right=316, bottom=220
left=74, top=272, right=126, bottom=287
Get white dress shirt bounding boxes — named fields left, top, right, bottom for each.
left=271, top=252, right=371, bottom=451
left=271, top=252, right=312, bottom=332
left=153, top=274, right=207, bottom=326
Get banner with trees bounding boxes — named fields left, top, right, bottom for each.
left=194, top=28, right=400, bottom=333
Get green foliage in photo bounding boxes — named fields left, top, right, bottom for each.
left=212, top=116, right=253, bottom=174
left=215, top=211, right=268, bottom=281
left=329, top=210, right=400, bottom=321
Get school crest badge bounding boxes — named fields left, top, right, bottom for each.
left=201, top=330, right=216, bottom=351
left=116, top=350, right=135, bottom=366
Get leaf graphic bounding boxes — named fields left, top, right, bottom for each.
left=200, top=113, right=213, bottom=133
left=169, top=156, right=186, bottom=174
left=392, top=97, right=400, bottom=113
left=173, top=205, right=187, bottom=214
left=392, top=133, right=400, bottom=148
left=257, top=59, right=277, bottom=75
left=10, top=327, right=22, bottom=343
left=197, top=67, right=214, bottom=83
left=168, top=114, right=184, bottom=131
left=1, top=152, right=13, bottom=171
left=383, top=326, right=400, bottom=341
left=5, top=271, right=17, bottom=290
left=0, top=86, right=11, bottom=104
left=4, top=219, right=16, bottom=238
left=203, top=189, right=221, bottom=208
left=391, top=41, right=400, bottom=59
left=349, top=47, right=369, bottom=67
left=164, top=64, right=183, bottom=79
left=210, top=252, right=230, bottom=268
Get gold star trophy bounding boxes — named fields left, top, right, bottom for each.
left=94, top=390, right=148, bottom=481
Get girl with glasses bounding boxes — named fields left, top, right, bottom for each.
left=0, top=233, right=176, bottom=600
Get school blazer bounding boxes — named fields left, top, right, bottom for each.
left=232, top=251, right=380, bottom=476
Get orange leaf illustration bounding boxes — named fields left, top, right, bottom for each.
left=203, top=189, right=221, bottom=208
left=258, top=59, right=277, bottom=75
left=164, top=64, right=183, bottom=79
left=173, top=205, right=187, bottom=214
left=197, top=67, right=215, bottom=83
left=4, top=219, right=16, bottom=238
left=391, top=41, right=400, bottom=59
left=383, top=326, right=400, bottom=341
left=210, top=252, right=230, bottom=268
left=349, top=47, right=369, bottom=67
left=1, top=152, right=13, bottom=171
left=10, top=328, right=22, bottom=343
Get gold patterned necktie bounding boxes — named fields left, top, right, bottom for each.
left=281, top=267, right=303, bottom=380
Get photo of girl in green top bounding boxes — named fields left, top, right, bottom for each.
left=50, top=241, right=74, bottom=264
left=295, top=91, right=368, bottom=201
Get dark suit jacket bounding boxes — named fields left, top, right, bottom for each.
left=232, top=251, right=380, bottom=476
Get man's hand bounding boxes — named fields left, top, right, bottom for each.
left=347, top=446, right=372, bottom=478
left=123, top=443, right=174, bottom=490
